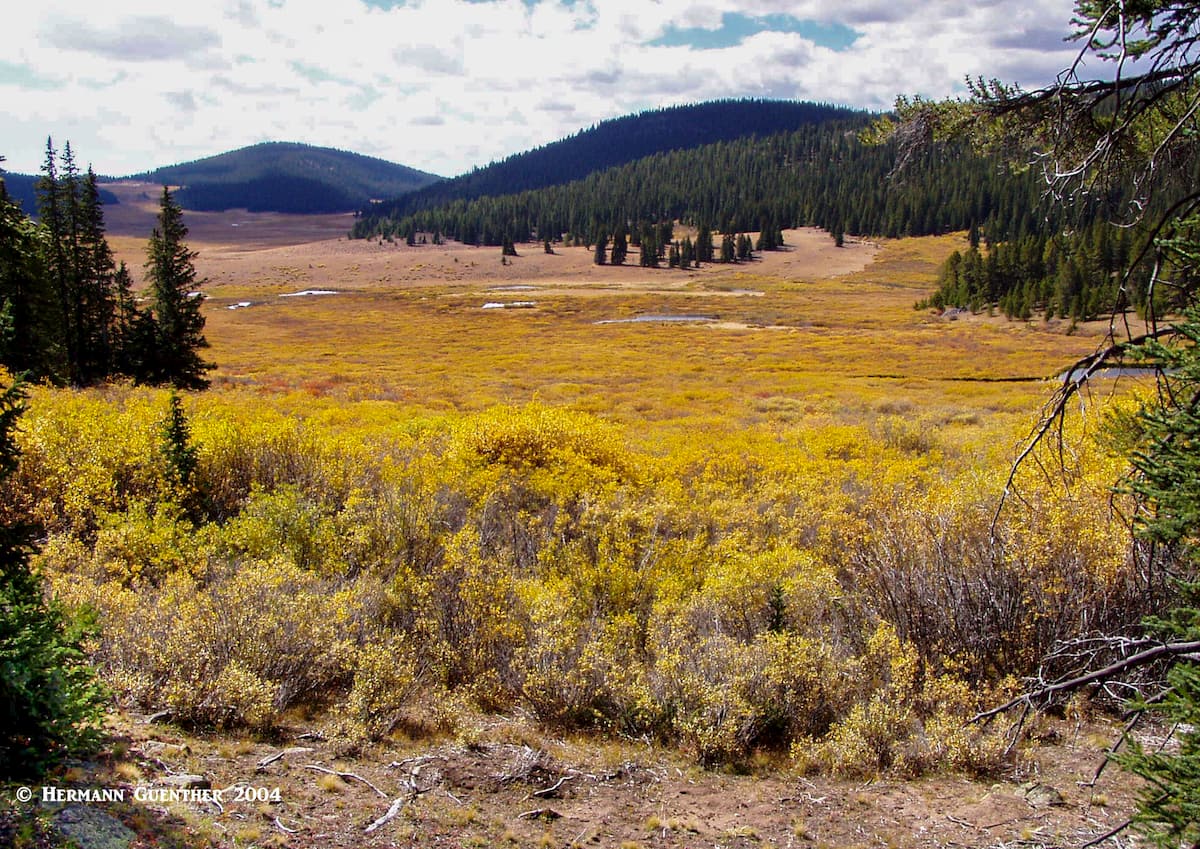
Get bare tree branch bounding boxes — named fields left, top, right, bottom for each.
left=972, top=640, right=1200, bottom=723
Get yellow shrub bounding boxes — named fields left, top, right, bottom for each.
left=341, top=635, right=422, bottom=741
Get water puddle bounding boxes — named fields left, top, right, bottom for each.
left=482, top=301, right=536, bottom=310
left=595, top=314, right=717, bottom=325
left=280, top=289, right=338, bottom=297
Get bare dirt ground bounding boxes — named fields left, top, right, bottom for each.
left=8, top=710, right=1143, bottom=849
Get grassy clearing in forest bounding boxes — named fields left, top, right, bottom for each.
left=19, top=228, right=1153, bottom=783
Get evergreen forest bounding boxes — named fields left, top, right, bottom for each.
left=355, top=99, right=1177, bottom=323
left=0, top=140, right=212, bottom=389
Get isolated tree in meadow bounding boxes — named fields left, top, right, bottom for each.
left=610, top=226, right=628, bottom=265
left=720, top=233, right=735, bottom=263
left=737, top=233, right=753, bottom=261
left=593, top=232, right=607, bottom=265
left=144, top=186, right=213, bottom=390
left=695, top=225, right=713, bottom=264
left=680, top=236, right=695, bottom=269
left=882, top=0, right=1200, bottom=842
left=639, top=230, right=658, bottom=268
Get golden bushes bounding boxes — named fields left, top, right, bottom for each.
left=24, top=388, right=1138, bottom=774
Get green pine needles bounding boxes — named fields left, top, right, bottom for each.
left=0, top=379, right=106, bottom=778
left=1115, top=301, right=1200, bottom=844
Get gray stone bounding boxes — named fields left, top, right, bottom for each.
left=53, top=805, right=135, bottom=849
left=160, top=773, right=210, bottom=789
left=1024, top=783, right=1066, bottom=808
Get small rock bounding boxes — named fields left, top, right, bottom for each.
left=53, top=805, right=135, bottom=849
left=160, top=774, right=210, bottom=790
left=1024, top=783, right=1066, bottom=808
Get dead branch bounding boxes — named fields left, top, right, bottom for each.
left=303, top=763, right=388, bottom=799
left=991, top=324, right=1180, bottom=535
left=1080, top=816, right=1134, bottom=848
left=972, top=639, right=1200, bottom=722
left=364, top=797, right=406, bottom=834
left=255, top=746, right=313, bottom=772
left=531, top=774, right=575, bottom=798
left=517, top=807, right=562, bottom=821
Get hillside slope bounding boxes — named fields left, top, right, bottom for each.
left=368, top=99, right=866, bottom=219
left=129, top=142, right=441, bottom=214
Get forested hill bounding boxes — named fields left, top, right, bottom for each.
left=366, top=99, right=866, bottom=221
left=128, top=142, right=441, bottom=214
left=351, top=118, right=1048, bottom=247
left=2, top=172, right=120, bottom=214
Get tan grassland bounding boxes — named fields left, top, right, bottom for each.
left=19, top=190, right=1155, bottom=849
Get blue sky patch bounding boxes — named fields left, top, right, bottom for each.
left=0, top=60, right=64, bottom=90
left=291, top=61, right=355, bottom=87
left=651, top=12, right=859, bottom=52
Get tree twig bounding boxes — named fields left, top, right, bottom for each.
left=972, top=639, right=1200, bottom=722
left=364, top=797, right=406, bottom=833
left=303, top=763, right=389, bottom=799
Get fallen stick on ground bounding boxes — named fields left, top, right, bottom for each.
left=303, top=764, right=388, bottom=799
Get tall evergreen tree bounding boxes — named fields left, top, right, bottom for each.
left=76, top=168, right=117, bottom=384
left=144, top=187, right=213, bottom=389
left=37, top=139, right=72, bottom=382
left=696, top=225, right=714, bottom=264
left=720, top=233, right=735, bottom=263
left=611, top=226, right=628, bottom=266
left=0, top=378, right=106, bottom=777
left=0, top=160, right=57, bottom=379
left=593, top=232, right=607, bottom=265
left=639, top=230, right=658, bottom=268
left=680, top=236, right=695, bottom=269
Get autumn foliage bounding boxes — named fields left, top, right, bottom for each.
left=14, top=380, right=1148, bottom=774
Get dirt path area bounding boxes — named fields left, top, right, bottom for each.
left=11, top=712, right=1137, bottom=849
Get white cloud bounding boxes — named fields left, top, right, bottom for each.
left=2, top=0, right=1085, bottom=178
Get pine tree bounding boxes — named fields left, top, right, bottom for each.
left=640, top=230, right=658, bottom=267
left=0, top=161, right=57, bottom=379
left=0, top=378, right=106, bottom=777
left=144, top=187, right=213, bottom=389
left=696, top=225, right=714, bottom=264
left=611, top=226, right=628, bottom=266
left=593, top=232, right=607, bottom=265
left=737, top=233, right=753, bottom=261
left=37, top=139, right=72, bottom=382
left=111, top=261, right=147, bottom=378
left=720, top=233, right=735, bottom=263
left=76, top=168, right=116, bottom=385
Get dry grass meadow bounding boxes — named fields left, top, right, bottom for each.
left=10, top=187, right=1159, bottom=848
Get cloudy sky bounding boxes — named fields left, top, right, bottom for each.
left=2, top=0, right=1084, bottom=178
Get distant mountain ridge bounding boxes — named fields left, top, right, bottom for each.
left=127, top=142, right=441, bottom=214
left=368, top=99, right=868, bottom=220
